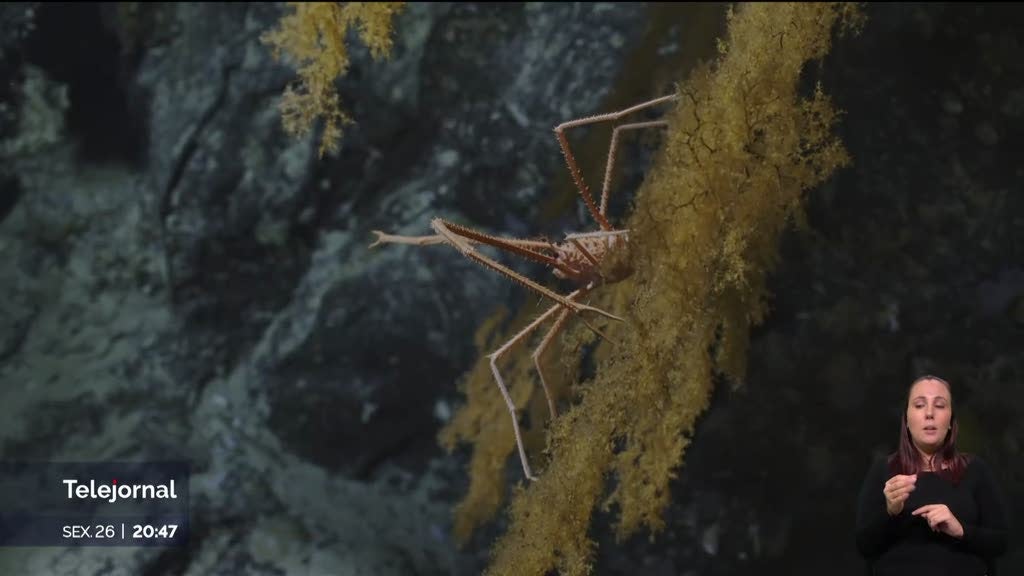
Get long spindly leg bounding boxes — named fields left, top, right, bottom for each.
left=370, top=223, right=580, bottom=277
left=370, top=229, right=554, bottom=252
left=599, top=120, right=669, bottom=217
left=430, top=218, right=623, bottom=324
left=531, top=305, right=572, bottom=421
left=372, top=219, right=620, bottom=346
left=487, top=290, right=582, bottom=481
left=562, top=229, right=629, bottom=241
left=368, top=231, right=450, bottom=247
left=553, top=93, right=680, bottom=231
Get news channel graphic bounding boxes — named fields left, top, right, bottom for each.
left=0, top=462, right=189, bottom=547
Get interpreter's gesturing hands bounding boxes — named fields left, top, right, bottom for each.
left=883, top=474, right=916, bottom=516
left=912, top=504, right=964, bottom=539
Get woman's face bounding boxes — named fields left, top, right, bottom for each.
left=906, top=378, right=952, bottom=455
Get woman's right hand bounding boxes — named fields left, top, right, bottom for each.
left=883, top=474, right=917, bottom=516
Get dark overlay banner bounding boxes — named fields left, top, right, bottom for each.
left=0, top=462, right=189, bottom=547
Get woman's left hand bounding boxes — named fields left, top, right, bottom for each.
left=911, top=504, right=964, bottom=538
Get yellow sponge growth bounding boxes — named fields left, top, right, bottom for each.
left=438, top=3, right=864, bottom=574
left=262, top=2, right=406, bottom=157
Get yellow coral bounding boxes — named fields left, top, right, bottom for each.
left=261, top=2, right=406, bottom=157
left=438, top=3, right=863, bottom=574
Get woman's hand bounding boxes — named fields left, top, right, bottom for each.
left=912, top=504, right=965, bottom=538
left=883, top=474, right=917, bottom=516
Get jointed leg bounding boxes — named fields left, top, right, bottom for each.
left=562, top=229, right=629, bottom=240
left=531, top=306, right=572, bottom=421
left=487, top=290, right=581, bottom=481
left=599, top=120, right=670, bottom=216
left=369, top=231, right=449, bottom=247
left=554, top=93, right=679, bottom=231
left=371, top=219, right=621, bottom=346
left=430, top=218, right=623, bottom=324
left=370, top=229, right=552, bottom=252
left=370, top=222, right=578, bottom=277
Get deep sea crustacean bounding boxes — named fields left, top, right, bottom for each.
left=369, top=93, right=678, bottom=481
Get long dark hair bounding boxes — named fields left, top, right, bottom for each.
left=888, top=374, right=970, bottom=484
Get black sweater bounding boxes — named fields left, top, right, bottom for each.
left=855, top=454, right=1010, bottom=576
